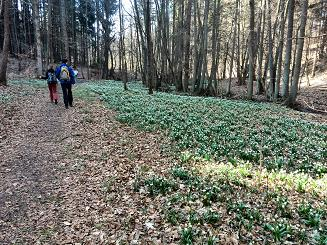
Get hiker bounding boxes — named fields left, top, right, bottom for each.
left=46, top=65, right=59, bottom=104
left=72, top=65, right=79, bottom=80
left=55, top=58, right=75, bottom=109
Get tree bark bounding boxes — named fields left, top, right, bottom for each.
left=287, top=0, right=308, bottom=105
left=119, top=0, right=128, bottom=90
left=47, top=0, right=53, bottom=63
left=208, top=0, right=220, bottom=95
left=227, top=0, right=238, bottom=95
left=282, top=0, right=295, bottom=97
left=32, top=0, right=42, bottom=77
left=247, top=0, right=255, bottom=99
left=267, top=0, right=274, bottom=100
left=274, top=0, right=287, bottom=99
left=256, top=0, right=266, bottom=95
left=60, top=0, right=69, bottom=59
left=183, top=0, right=192, bottom=92
left=0, top=0, right=11, bottom=86
left=145, top=0, right=155, bottom=94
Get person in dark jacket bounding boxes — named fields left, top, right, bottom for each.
left=46, top=65, right=58, bottom=104
left=55, top=58, right=75, bottom=109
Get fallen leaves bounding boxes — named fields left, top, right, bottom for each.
left=1, top=81, right=326, bottom=244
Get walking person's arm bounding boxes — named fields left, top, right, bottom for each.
left=55, top=66, right=61, bottom=80
left=68, top=66, right=76, bottom=84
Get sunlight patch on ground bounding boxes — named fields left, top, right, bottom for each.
left=194, top=159, right=327, bottom=198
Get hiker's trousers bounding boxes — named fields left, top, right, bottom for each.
left=48, top=83, right=58, bottom=102
left=61, top=83, right=73, bottom=107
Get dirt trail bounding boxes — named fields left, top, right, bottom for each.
left=0, top=84, right=175, bottom=244
left=0, top=86, right=71, bottom=243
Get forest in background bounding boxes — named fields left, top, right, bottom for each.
left=0, top=0, right=326, bottom=106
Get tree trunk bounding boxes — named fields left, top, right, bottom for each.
left=60, top=0, right=69, bottom=58
left=247, top=0, right=255, bottom=99
left=119, top=0, right=128, bottom=90
left=287, top=0, right=308, bottom=105
left=274, top=0, right=287, bottom=99
left=0, top=0, right=11, bottom=86
left=32, top=0, right=42, bottom=77
left=227, top=0, right=238, bottom=95
left=183, top=0, right=192, bottom=92
left=198, top=0, right=210, bottom=94
left=256, top=0, right=266, bottom=95
left=282, top=0, right=295, bottom=97
left=267, top=0, right=274, bottom=100
left=191, top=0, right=200, bottom=92
left=208, top=0, right=220, bottom=95
left=145, top=0, right=155, bottom=94
left=175, top=0, right=184, bottom=92
left=47, top=0, right=53, bottom=63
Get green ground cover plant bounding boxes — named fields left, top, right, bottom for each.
left=0, top=92, right=12, bottom=103
left=136, top=164, right=326, bottom=243
left=86, top=81, right=326, bottom=176
left=76, top=81, right=326, bottom=243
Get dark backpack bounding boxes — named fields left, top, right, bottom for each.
left=47, top=72, right=57, bottom=84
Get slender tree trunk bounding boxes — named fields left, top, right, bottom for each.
left=0, top=0, right=11, bottom=85
left=192, top=0, right=200, bottom=92
left=145, top=0, right=155, bottom=94
left=183, top=0, right=192, bottom=92
left=175, top=0, right=184, bottom=92
left=227, top=0, right=238, bottom=95
left=60, top=0, right=69, bottom=58
left=119, top=0, right=128, bottom=90
left=267, top=0, right=274, bottom=100
left=311, top=2, right=323, bottom=77
left=287, top=0, right=308, bottom=105
left=32, top=0, right=42, bottom=77
left=274, top=0, right=287, bottom=99
left=198, top=0, right=210, bottom=94
left=222, top=41, right=229, bottom=80
left=208, top=0, right=220, bottom=95
left=95, top=0, right=100, bottom=66
left=247, top=0, right=255, bottom=99
left=319, top=0, right=326, bottom=58
left=256, top=0, right=266, bottom=95
left=47, top=0, right=53, bottom=63
left=282, top=0, right=295, bottom=97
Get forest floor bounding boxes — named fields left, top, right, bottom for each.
left=0, top=80, right=326, bottom=244
left=220, top=77, right=327, bottom=114
left=0, top=81, right=178, bottom=244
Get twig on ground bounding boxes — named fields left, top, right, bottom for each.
left=60, top=133, right=83, bottom=142
left=302, top=99, right=327, bottom=114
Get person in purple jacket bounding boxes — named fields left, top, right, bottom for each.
left=55, top=58, right=75, bottom=109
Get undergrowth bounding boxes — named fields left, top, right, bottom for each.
left=75, top=81, right=327, bottom=243
left=83, top=81, right=326, bottom=176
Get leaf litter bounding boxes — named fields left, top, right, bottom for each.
left=0, top=80, right=326, bottom=244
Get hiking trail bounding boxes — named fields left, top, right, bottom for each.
left=0, top=83, right=175, bottom=244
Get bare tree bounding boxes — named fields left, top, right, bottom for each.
left=119, top=0, right=128, bottom=90
left=282, top=0, right=295, bottom=97
left=247, top=0, right=255, bottom=99
left=227, top=0, right=239, bottom=96
left=287, top=0, right=309, bottom=105
left=32, top=0, right=42, bottom=77
left=145, top=0, right=155, bottom=94
left=60, top=0, right=69, bottom=58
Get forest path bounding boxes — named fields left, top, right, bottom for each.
left=0, top=82, right=175, bottom=244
